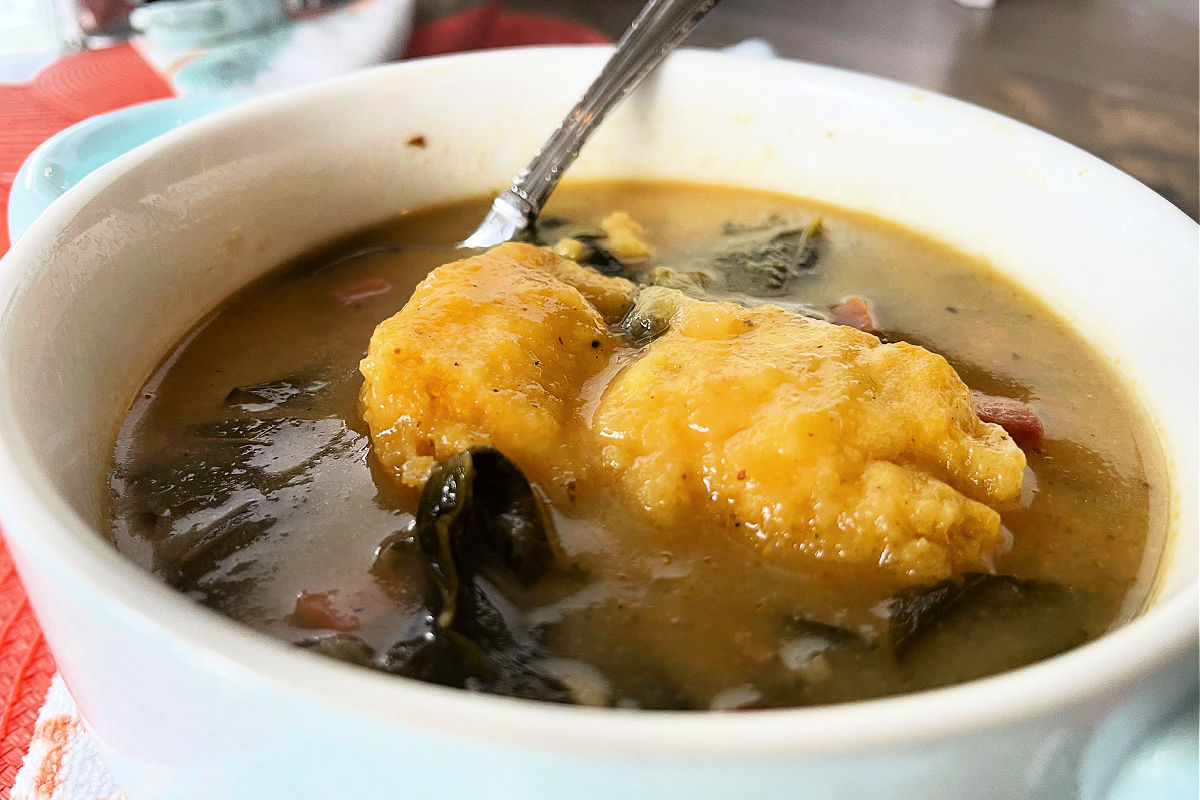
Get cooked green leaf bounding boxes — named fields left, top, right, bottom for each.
left=469, top=448, right=555, bottom=585
left=298, top=634, right=376, bottom=666
left=395, top=448, right=570, bottom=697
left=888, top=574, right=1086, bottom=662
left=415, top=451, right=475, bottom=629
left=712, top=216, right=822, bottom=296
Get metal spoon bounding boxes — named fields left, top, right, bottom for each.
left=461, top=0, right=723, bottom=249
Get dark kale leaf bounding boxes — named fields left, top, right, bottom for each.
left=299, top=633, right=376, bottom=666
left=515, top=216, right=604, bottom=247
left=620, top=305, right=671, bottom=347
left=712, top=216, right=822, bottom=297
left=415, top=447, right=555, bottom=624
left=383, top=628, right=489, bottom=688
left=888, top=578, right=964, bottom=657
left=784, top=616, right=871, bottom=651
left=888, top=574, right=1087, bottom=663
left=469, top=448, right=555, bottom=585
left=225, top=374, right=331, bottom=412
left=156, top=507, right=276, bottom=591
left=618, top=286, right=686, bottom=348
left=119, top=416, right=363, bottom=601
left=380, top=583, right=570, bottom=702
left=772, top=616, right=874, bottom=690
left=415, top=450, right=476, bottom=628
left=367, top=448, right=568, bottom=699
left=514, top=217, right=628, bottom=276
left=568, top=235, right=627, bottom=276
left=370, top=531, right=437, bottom=608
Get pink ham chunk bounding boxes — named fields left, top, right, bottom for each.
left=289, top=590, right=360, bottom=632
left=971, top=390, right=1044, bottom=450
left=830, top=295, right=879, bottom=333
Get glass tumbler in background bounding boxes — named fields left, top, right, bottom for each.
left=0, top=0, right=84, bottom=79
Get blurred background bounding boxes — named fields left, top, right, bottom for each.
left=519, top=0, right=1199, bottom=219
left=1, top=0, right=1197, bottom=219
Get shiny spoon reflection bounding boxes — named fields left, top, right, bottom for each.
left=461, top=0, right=723, bottom=250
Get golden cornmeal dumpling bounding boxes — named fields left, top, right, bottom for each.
left=594, top=287, right=1025, bottom=581
left=360, top=244, right=1026, bottom=582
left=359, top=242, right=635, bottom=491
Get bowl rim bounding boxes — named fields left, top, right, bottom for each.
left=0, top=46, right=1196, bottom=759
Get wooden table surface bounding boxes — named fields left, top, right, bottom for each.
left=510, top=0, right=1199, bottom=221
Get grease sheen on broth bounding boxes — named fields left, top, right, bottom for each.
left=106, top=181, right=1167, bottom=710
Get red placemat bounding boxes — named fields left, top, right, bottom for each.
left=0, top=548, right=58, bottom=794
left=0, top=12, right=607, bottom=795
left=0, top=43, right=174, bottom=248
left=0, top=44, right=171, bottom=791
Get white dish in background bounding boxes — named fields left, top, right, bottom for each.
left=0, top=47, right=1195, bottom=800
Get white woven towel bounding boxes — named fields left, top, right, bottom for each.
left=10, top=676, right=124, bottom=800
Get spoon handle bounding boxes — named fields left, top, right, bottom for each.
left=461, top=0, right=722, bottom=248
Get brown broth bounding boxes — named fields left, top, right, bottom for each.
left=106, top=181, right=1168, bottom=709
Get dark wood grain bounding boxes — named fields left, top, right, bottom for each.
left=509, top=0, right=1199, bottom=220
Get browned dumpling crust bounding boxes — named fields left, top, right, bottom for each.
left=360, top=243, right=1026, bottom=582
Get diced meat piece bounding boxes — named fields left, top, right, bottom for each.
left=289, top=590, right=360, bottom=632
left=830, top=295, right=879, bottom=333
left=332, top=277, right=392, bottom=305
left=971, top=390, right=1044, bottom=450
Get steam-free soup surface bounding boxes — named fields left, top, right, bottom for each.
left=107, top=182, right=1166, bottom=709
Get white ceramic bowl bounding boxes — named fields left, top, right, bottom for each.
left=0, top=48, right=1196, bottom=800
